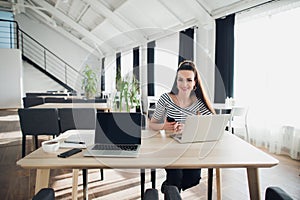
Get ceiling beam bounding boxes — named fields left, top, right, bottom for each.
left=25, top=7, right=96, bottom=55
left=183, top=0, right=214, bottom=26
left=211, top=0, right=273, bottom=19
left=16, top=0, right=25, bottom=13
left=81, top=0, right=147, bottom=42
left=147, top=18, right=199, bottom=42
left=29, top=0, right=113, bottom=54
left=193, top=0, right=212, bottom=17
left=75, top=4, right=90, bottom=23
left=156, top=0, right=184, bottom=25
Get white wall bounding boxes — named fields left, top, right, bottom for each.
left=121, top=49, right=133, bottom=78
left=0, top=49, right=23, bottom=108
left=23, top=61, right=64, bottom=95
left=15, top=13, right=94, bottom=71
left=103, top=54, right=116, bottom=95
left=195, top=20, right=216, bottom=102
left=155, top=33, right=179, bottom=97
left=14, top=13, right=101, bottom=93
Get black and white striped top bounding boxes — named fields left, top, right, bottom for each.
left=152, top=93, right=212, bottom=123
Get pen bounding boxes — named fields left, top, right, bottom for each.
left=64, top=141, right=85, bottom=144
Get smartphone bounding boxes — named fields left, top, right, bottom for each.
left=167, top=116, right=176, bottom=122
left=57, top=148, right=82, bottom=158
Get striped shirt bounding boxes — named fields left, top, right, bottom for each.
left=152, top=93, right=212, bottom=123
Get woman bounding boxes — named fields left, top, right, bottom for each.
left=149, top=60, right=215, bottom=192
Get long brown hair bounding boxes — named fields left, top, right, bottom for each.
left=170, top=60, right=215, bottom=114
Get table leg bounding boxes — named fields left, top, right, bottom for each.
left=72, top=169, right=79, bottom=200
left=247, top=168, right=260, bottom=200
left=35, top=169, right=50, bottom=194
left=140, top=169, right=145, bottom=200
left=208, top=168, right=213, bottom=200
left=216, top=168, right=222, bottom=200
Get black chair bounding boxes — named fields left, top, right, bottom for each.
left=44, top=97, right=67, bottom=103
left=57, top=108, right=103, bottom=198
left=95, top=98, right=107, bottom=103
left=71, top=98, right=88, bottom=103
left=32, top=188, right=55, bottom=200
left=265, top=186, right=293, bottom=200
left=143, top=186, right=294, bottom=200
left=18, top=108, right=60, bottom=157
left=22, top=97, right=44, bottom=108
left=58, top=108, right=96, bottom=132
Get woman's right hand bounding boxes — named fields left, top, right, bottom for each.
left=162, top=118, right=178, bottom=132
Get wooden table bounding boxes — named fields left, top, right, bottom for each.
left=17, top=130, right=278, bottom=200
left=32, top=103, right=111, bottom=112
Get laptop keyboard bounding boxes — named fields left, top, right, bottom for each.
left=92, top=144, right=138, bottom=151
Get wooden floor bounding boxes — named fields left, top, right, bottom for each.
left=0, top=109, right=299, bottom=200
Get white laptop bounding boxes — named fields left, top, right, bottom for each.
left=84, top=112, right=142, bottom=157
left=171, top=114, right=230, bottom=143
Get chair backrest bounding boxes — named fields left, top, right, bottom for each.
left=265, top=186, right=293, bottom=200
left=22, top=97, right=44, bottom=108
left=230, top=107, right=248, bottom=119
left=229, top=106, right=248, bottom=123
left=230, top=107, right=248, bottom=117
left=71, top=99, right=88, bottom=103
left=44, top=97, right=67, bottom=103
left=58, top=108, right=96, bottom=133
left=18, top=108, right=60, bottom=136
left=147, top=96, right=158, bottom=110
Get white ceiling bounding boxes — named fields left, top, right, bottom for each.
left=0, top=0, right=299, bottom=56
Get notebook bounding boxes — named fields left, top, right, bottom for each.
left=59, top=130, right=94, bottom=149
left=171, top=114, right=230, bottom=143
left=84, top=112, right=142, bottom=157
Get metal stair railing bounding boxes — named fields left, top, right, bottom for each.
left=0, top=19, right=83, bottom=92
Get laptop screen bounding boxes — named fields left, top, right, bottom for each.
left=95, top=112, right=141, bottom=144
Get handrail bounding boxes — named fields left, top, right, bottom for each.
left=0, top=19, right=82, bottom=92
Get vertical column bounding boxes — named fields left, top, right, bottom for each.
left=147, top=41, right=155, bottom=96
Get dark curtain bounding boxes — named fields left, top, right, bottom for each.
left=100, top=57, right=105, bottom=92
left=147, top=41, right=155, bottom=96
left=133, top=47, right=139, bottom=81
left=214, top=14, right=235, bottom=103
left=116, top=52, right=121, bottom=88
left=178, top=28, right=194, bottom=64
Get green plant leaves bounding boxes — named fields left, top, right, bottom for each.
left=81, top=65, right=98, bottom=99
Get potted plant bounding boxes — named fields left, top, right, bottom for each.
left=81, top=65, right=98, bottom=99
left=114, top=74, right=140, bottom=112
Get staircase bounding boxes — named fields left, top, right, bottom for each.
left=0, top=19, right=83, bottom=93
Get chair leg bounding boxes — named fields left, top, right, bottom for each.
left=100, top=169, right=104, bottom=181
left=82, top=169, right=88, bottom=200
left=208, top=168, right=213, bottom=200
left=151, top=169, right=156, bottom=188
left=34, top=135, right=39, bottom=149
left=140, top=169, right=145, bottom=200
left=22, top=135, right=26, bottom=158
left=245, top=125, right=250, bottom=142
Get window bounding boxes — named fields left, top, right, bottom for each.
left=234, top=6, right=300, bottom=159
left=0, top=11, right=14, bottom=48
